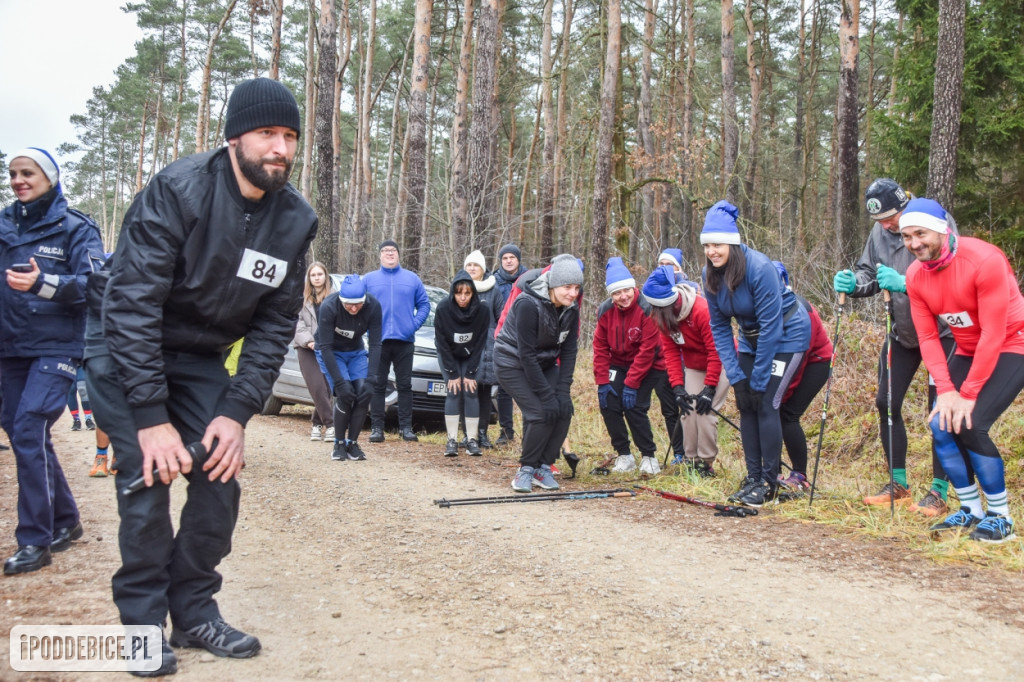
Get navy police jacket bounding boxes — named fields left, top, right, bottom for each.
left=0, top=193, right=105, bottom=359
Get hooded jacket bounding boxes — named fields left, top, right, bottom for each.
left=593, top=288, right=665, bottom=389
left=493, top=269, right=579, bottom=402
left=851, top=216, right=957, bottom=349
left=472, top=273, right=503, bottom=386
left=0, top=192, right=105, bottom=359
left=434, top=270, right=491, bottom=380
left=86, top=147, right=318, bottom=428
left=316, top=292, right=383, bottom=385
left=657, top=282, right=723, bottom=388
left=703, top=244, right=810, bottom=393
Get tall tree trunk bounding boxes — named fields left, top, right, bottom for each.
left=301, top=1, right=317, bottom=200
left=135, top=94, right=151, bottom=193
left=790, top=0, right=806, bottom=245
left=887, top=12, right=903, bottom=116
left=385, top=30, right=413, bottom=238
left=357, top=0, right=378, bottom=271
left=538, top=0, right=556, bottom=261
left=334, top=0, right=351, bottom=269
left=742, top=0, right=763, bottom=222
left=639, top=0, right=657, bottom=250
left=836, top=0, right=860, bottom=262
left=467, top=0, right=501, bottom=259
left=720, top=0, right=738, bottom=204
left=171, top=0, right=189, bottom=163
left=450, top=0, right=474, bottom=257
left=591, top=0, right=621, bottom=291
left=552, top=0, right=574, bottom=254
left=403, top=0, right=433, bottom=273
left=681, top=0, right=695, bottom=251
left=195, top=0, right=238, bottom=153
left=269, top=0, right=284, bottom=79
left=926, top=0, right=966, bottom=209
left=315, top=0, right=338, bottom=272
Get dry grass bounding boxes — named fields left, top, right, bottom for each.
left=451, top=314, right=1024, bottom=572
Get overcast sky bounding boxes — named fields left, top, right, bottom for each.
left=0, top=0, right=142, bottom=162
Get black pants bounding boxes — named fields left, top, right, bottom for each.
left=496, top=384, right=515, bottom=437
left=443, top=358, right=480, bottom=419
left=599, top=366, right=663, bottom=457
left=85, top=349, right=239, bottom=630
left=335, top=379, right=372, bottom=442
left=737, top=351, right=803, bottom=483
left=780, top=361, right=830, bottom=474
left=653, top=371, right=686, bottom=455
left=496, top=364, right=571, bottom=468
left=877, top=336, right=954, bottom=476
left=371, top=339, right=415, bottom=430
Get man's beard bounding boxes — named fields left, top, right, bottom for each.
left=236, top=140, right=293, bottom=193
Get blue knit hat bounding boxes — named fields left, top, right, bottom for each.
left=604, top=257, right=635, bottom=294
left=898, top=198, right=948, bottom=234
left=699, top=200, right=741, bottom=245
left=657, top=248, right=684, bottom=271
left=339, top=274, right=366, bottom=304
left=641, top=266, right=679, bottom=307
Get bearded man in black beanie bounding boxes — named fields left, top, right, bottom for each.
left=83, top=78, right=317, bottom=676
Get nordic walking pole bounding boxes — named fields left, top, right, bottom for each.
left=435, top=489, right=636, bottom=508
left=809, top=293, right=845, bottom=507
left=634, top=486, right=757, bottom=518
left=661, top=414, right=683, bottom=469
left=884, top=288, right=896, bottom=518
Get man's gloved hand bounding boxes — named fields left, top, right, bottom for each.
left=673, top=385, right=692, bottom=416
left=334, top=380, right=354, bottom=403
left=694, top=385, right=717, bottom=416
left=833, top=269, right=857, bottom=294
left=597, top=383, right=617, bottom=409
left=621, top=386, right=638, bottom=410
left=557, top=395, right=575, bottom=419
left=732, top=378, right=763, bottom=413
left=875, top=263, right=907, bottom=293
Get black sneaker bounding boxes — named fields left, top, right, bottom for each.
left=495, top=429, right=514, bottom=446
left=131, top=634, right=177, bottom=678
left=85, top=417, right=96, bottom=430
left=968, top=512, right=1016, bottom=544
left=478, top=432, right=494, bottom=449
left=169, top=618, right=261, bottom=658
left=444, top=438, right=459, bottom=456
left=346, top=442, right=367, bottom=461
left=728, top=476, right=760, bottom=503
left=401, top=428, right=419, bottom=442
left=369, top=427, right=385, bottom=443
left=331, top=442, right=346, bottom=461
left=71, top=418, right=82, bottom=432
left=466, top=438, right=482, bottom=456
left=694, top=460, right=716, bottom=478
left=739, top=480, right=778, bottom=508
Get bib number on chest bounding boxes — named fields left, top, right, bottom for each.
left=941, top=311, right=974, bottom=328
left=454, top=332, right=473, bottom=344
left=335, top=327, right=355, bottom=338
left=237, top=249, right=287, bottom=289
left=671, top=332, right=685, bottom=346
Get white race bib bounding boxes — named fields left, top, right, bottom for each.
left=941, top=311, right=974, bottom=328
left=236, top=248, right=288, bottom=289
left=771, top=359, right=787, bottom=377
left=608, top=369, right=618, bottom=382
left=454, top=332, right=473, bottom=344
left=671, top=332, right=685, bottom=346
left=335, top=327, right=355, bottom=338
left=559, top=330, right=569, bottom=344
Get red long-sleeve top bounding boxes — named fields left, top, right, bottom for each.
left=658, top=295, right=723, bottom=388
left=783, top=297, right=834, bottom=402
left=592, top=290, right=665, bottom=389
left=906, top=236, right=1024, bottom=400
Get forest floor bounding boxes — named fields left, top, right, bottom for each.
left=2, top=407, right=1024, bottom=681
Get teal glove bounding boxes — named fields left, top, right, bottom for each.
left=875, top=263, right=906, bottom=293
left=833, top=269, right=856, bottom=294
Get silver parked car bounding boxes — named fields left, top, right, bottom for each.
left=262, top=283, right=452, bottom=416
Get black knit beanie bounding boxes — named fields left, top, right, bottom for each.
left=224, top=78, right=302, bottom=140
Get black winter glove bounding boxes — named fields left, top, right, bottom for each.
left=543, top=399, right=561, bottom=422
left=673, top=386, right=693, bottom=416
left=557, top=395, right=575, bottom=419
left=732, top=379, right=763, bottom=413
left=694, top=385, right=717, bottom=416
left=334, top=380, right=355, bottom=403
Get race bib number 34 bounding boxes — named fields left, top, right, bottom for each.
left=237, top=249, right=288, bottom=289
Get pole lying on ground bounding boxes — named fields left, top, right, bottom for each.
left=590, top=453, right=619, bottom=475
left=883, top=288, right=896, bottom=518
left=434, top=488, right=635, bottom=508
left=634, top=485, right=757, bottom=517
left=809, top=292, right=845, bottom=507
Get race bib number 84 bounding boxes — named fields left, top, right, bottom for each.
left=237, top=249, right=288, bottom=289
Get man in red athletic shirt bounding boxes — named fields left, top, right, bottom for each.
left=902, top=198, right=1024, bottom=543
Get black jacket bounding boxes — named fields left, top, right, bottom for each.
left=316, top=292, right=383, bottom=384
left=87, top=148, right=318, bottom=428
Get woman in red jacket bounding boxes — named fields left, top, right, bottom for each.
left=642, top=265, right=730, bottom=476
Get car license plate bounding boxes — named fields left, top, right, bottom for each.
left=428, top=381, right=447, bottom=396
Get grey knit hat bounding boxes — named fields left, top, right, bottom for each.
left=225, top=78, right=301, bottom=140
left=547, top=254, right=584, bottom=288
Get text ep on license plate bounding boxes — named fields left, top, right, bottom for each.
left=428, top=381, right=447, bottom=396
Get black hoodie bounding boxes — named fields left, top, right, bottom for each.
left=433, top=270, right=491, bottom=379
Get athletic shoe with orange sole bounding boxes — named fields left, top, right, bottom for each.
left=89, top=455, right=109, bottom=478
left=908, top=489, right=948, bottom=517
left=863, top=481, right=912, bottom=507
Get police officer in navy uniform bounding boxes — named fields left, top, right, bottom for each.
left=83, top=78, right=317, bottom=676
left=0, top=148, right=104, bottom=576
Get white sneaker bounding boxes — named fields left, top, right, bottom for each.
left=324, top=427, right=336, bottom=442
left=639, top=456, right=661, bottom=475
left=612, top=454, right=636, bottom=473
left=310, top=425, right=323, bottom=441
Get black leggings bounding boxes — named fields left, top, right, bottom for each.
left=780, top=361, right=830, bottom=474
left=737, top=351, right=803, bottom=483
left=876, top=336, right=954, bottom=475
left=444, top=358, right=480, bottom=419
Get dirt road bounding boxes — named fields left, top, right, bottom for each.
left=3, top=409, right=1023, bottom=680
